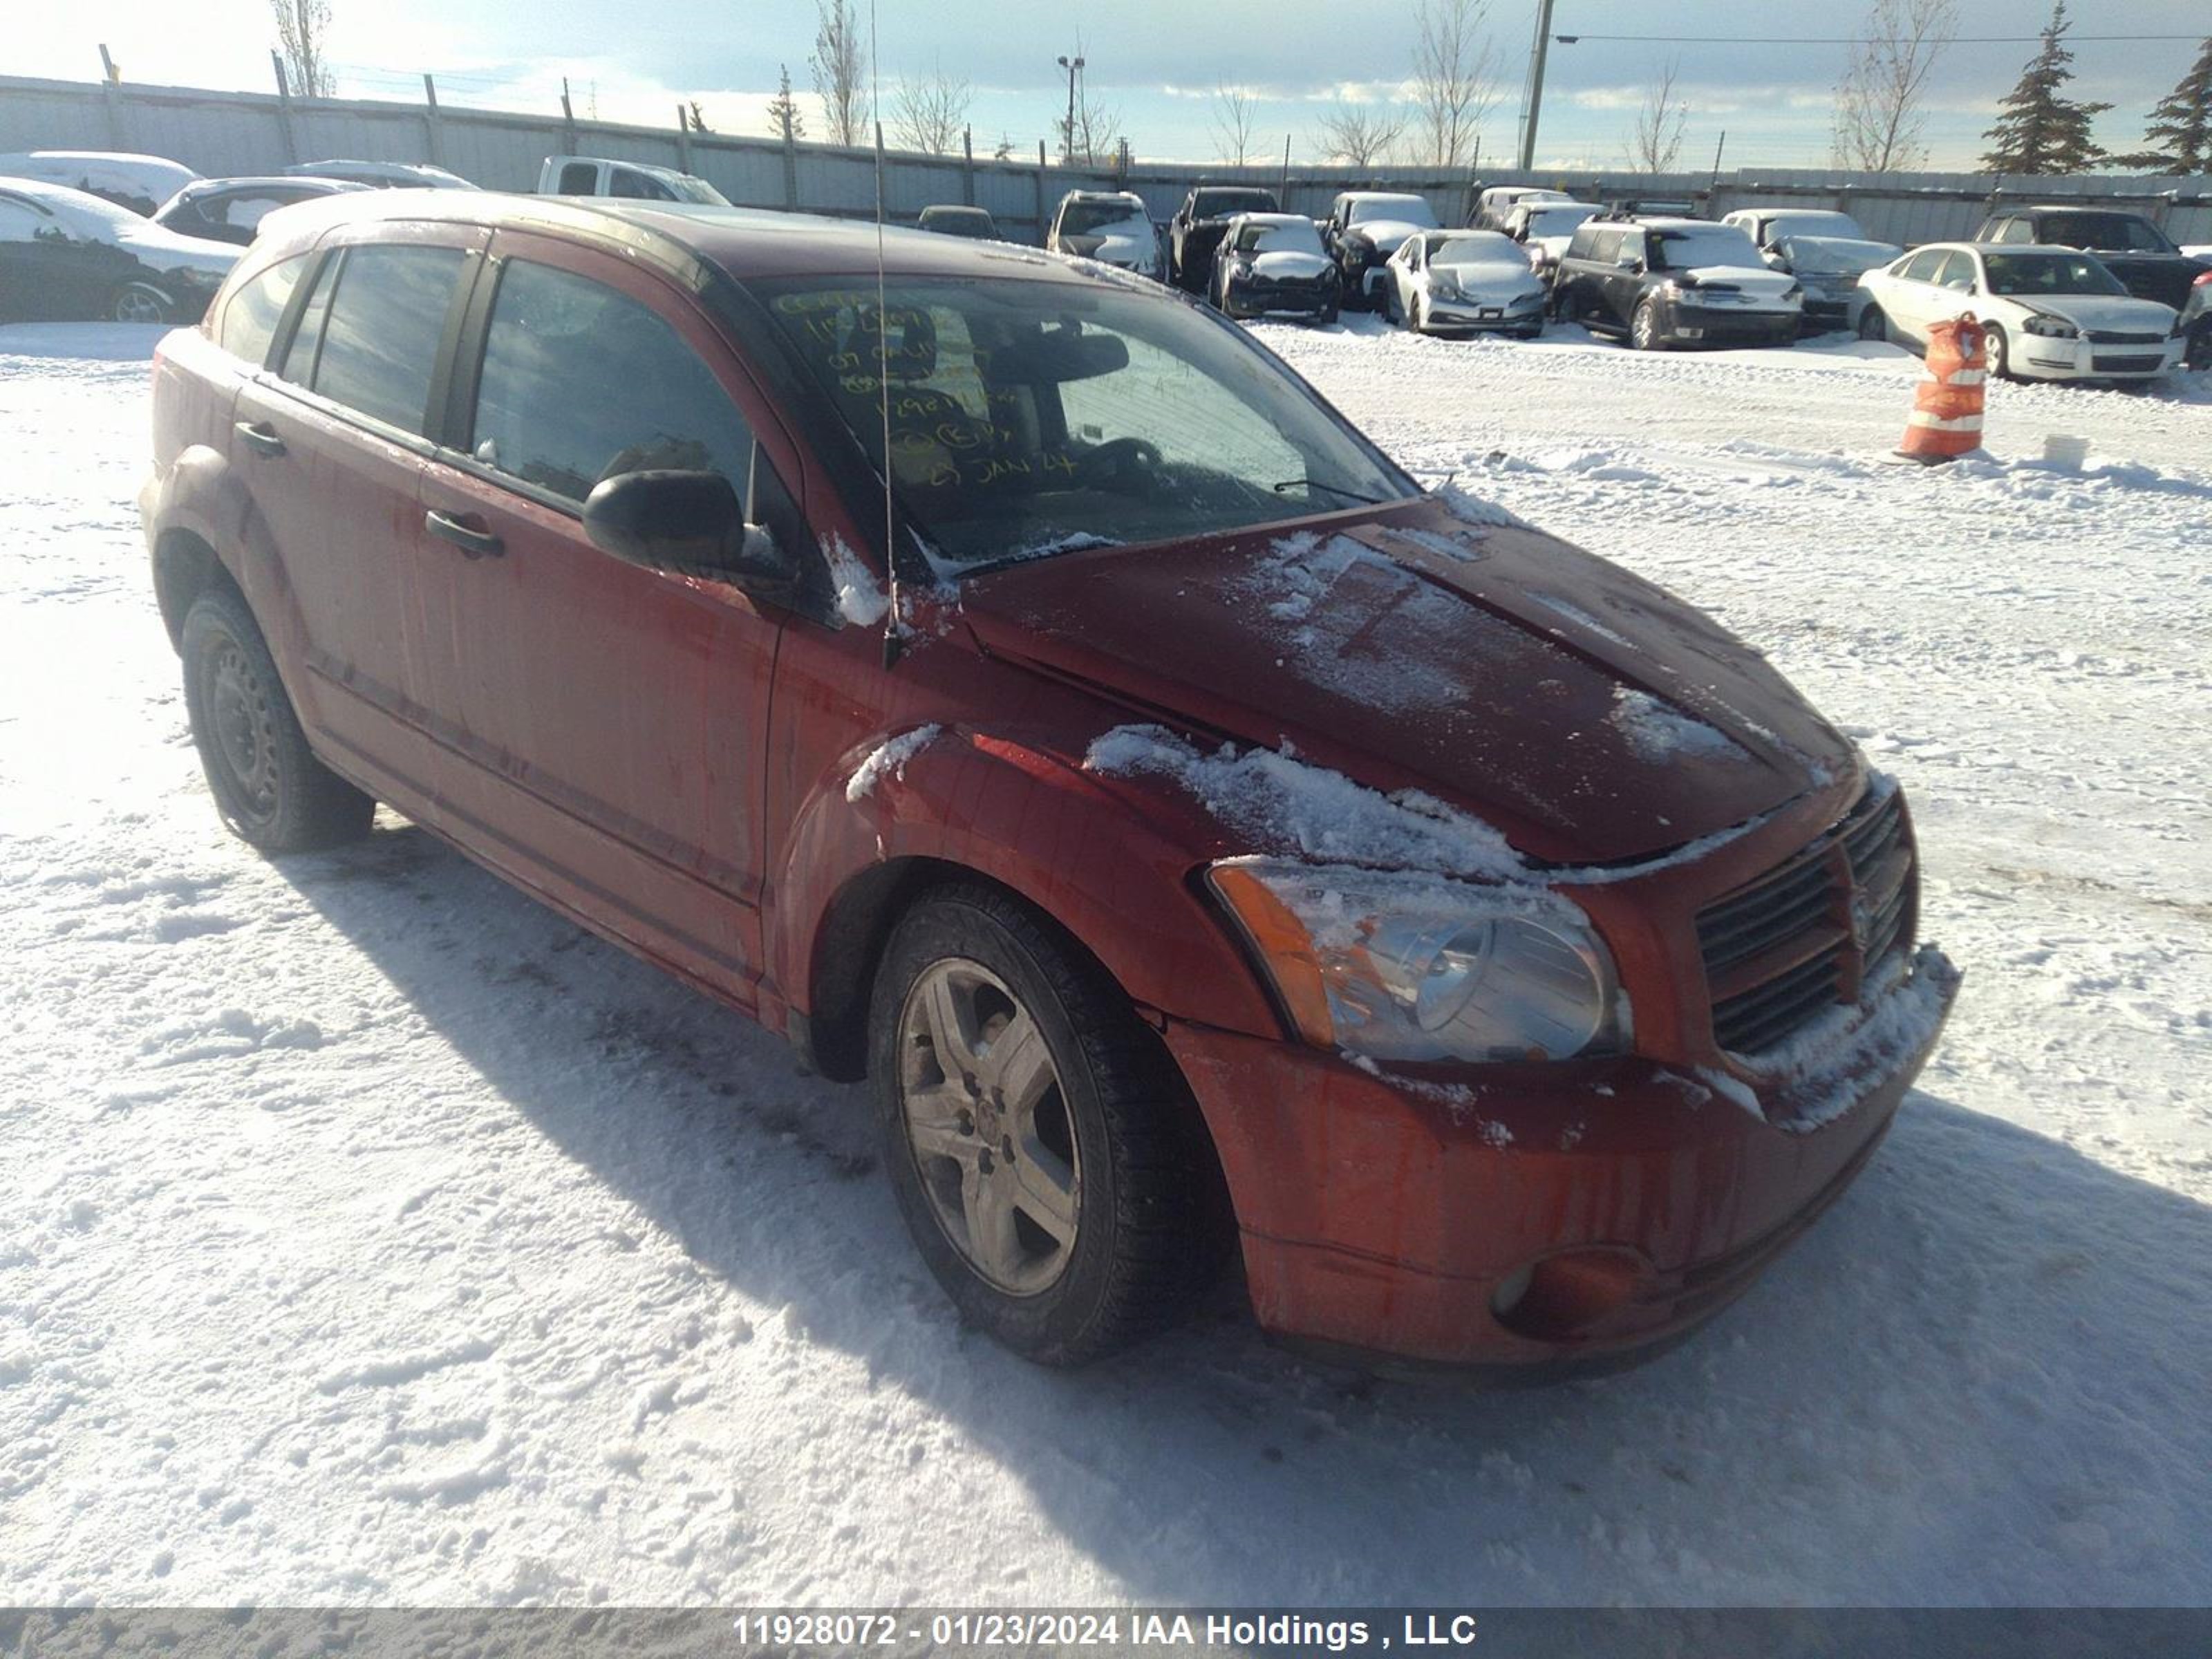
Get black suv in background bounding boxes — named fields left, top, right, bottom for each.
left=1168, top=185, right=1280, bottom=292
left=1974, top=205, right=2211, bottom=313
left=1551, top=215, right=1803, bottom=349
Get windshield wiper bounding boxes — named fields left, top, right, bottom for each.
left=1273, top=478, right=1385, bottom=505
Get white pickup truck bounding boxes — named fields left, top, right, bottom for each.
left=537, top=155, right=728, bottom=204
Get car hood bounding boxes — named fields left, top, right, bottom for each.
left=1783, top=236, right=1901, bottom=274
left=1248, top=249, right=1332, bottom=281
left=1678, top=265, right=1800, bottom=301
left=1059, top=218, right=1156, bottom=265
left=113, top=223, right=241, bottom=280
left=957, top=498, right=1855, bottom=865
left=1434, top=261, right=1543, bottom=297
left=2031, top=293, right=2180, bottom=332
left=2079, top=252, right=2211, bottom=308
left=1348, top=218, right=1433, bottom=254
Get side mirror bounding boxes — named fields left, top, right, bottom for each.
left=582, top=469, right=796, bottom=598
left=1615, top=252, right=1642, bottom=271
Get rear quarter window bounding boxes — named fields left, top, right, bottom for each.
left=216, top=254, right=310, bottom=367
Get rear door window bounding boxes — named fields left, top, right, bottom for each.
left=467, top=257, right=760, bottom=508
left=556, top=162, right=599, bottom=193
left=1900, top=249, right=1947, bottom=283
left=308, top=245, right=469, bottom=434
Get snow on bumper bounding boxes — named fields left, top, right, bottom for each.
left=1165, top=944, right=1960, bottom=1373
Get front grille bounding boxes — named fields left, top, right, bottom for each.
left=2092, top=352, right=2164, bottom=373
left=2086, top=329, right=2164, bottom=344
left=1699, top=786, right=1917, bottom=1056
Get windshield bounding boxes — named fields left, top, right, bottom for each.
left=1780, top=235, right=1897, bottom=272
left=1348, top=196, right=1439, bottom=229
left=1651, top=227, right=1763, bottom=271
left=1525, top=205, right=1595, bottom=236
left=756, top=275, right=1415, bottom=572
left=1060, top=198, right=1148, bottom=236
left=2037, top=212, right=2176, bottom=254
left=1235, top=219, right=1324, bottom=256
left=1983, top=251, right=2130, bottom=297
left=1762, top=212, right=1862, bottom=241
left=1430, top=234, right=1524, bottom=269
left=924, top=210, right=995, bottom=237
left=667, top=174, right=730, bottom=205
left=1194, top=189, right=1275, bottom=218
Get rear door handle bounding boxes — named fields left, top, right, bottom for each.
left=424, top=509, right=504, bottom=559
left=234, top=420, right=285, bottom=457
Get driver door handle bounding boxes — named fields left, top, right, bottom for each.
left=424, top=508, right=504, bottom=559
left=234, top=420, right=285, bottom=458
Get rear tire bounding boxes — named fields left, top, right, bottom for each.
left=181, top=586, right=374, bottom=853
left=1858, top=305, right=1890, bottom=344
left=111, top=281, right=175, bottom=325
left=1983, top=321, right=2012, bottom=382
left=869, top=883, right=1231, bottom=1366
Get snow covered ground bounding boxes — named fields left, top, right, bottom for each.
left=3, top=317, right=2208, bottom=1608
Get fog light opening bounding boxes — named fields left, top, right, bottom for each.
left=1489, top=1249, right=1645, bottom=1342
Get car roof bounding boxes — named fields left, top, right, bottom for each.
left=0, top=177, right=115, bottom=213
left=1228, top=212, right=1314, bottom=227
left=2014, top=203, right=2151, bottom=215
left=1342, top=191, right=1429, bottom=203
left=1062, top=189, right=1143, bottom=203
left=1631, top=216, right=1737, bottom=231
left=176, top=176, right=364, bottom=196
left=250, top=189, right=1108, bottom=286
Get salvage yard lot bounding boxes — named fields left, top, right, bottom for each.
left=2, top=319, right=2207, bottom=1606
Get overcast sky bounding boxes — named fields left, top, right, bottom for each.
left=21, top=1, right=2212, bottom=171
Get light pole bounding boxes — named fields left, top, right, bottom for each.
left=1517, top=0, right=1557, bottom=171
left=1057, top=53, right=1085, bottom=163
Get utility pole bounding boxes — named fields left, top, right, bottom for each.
left=1056, top=52, right=1085, bottom=165
left=1517, top=0, right=1558, bottom=171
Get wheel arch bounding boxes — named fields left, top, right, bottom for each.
left=152, top=525, right=244, bottom=651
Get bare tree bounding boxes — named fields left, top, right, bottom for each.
left=1313, top=100, right=1406, bottom=167
left=809, top=0, right=870, bottom=148
left=1410, top=0, right=1497, bottom=169
left=1831, top=0, right=1959, bottom=171
left=766, top=64, right=806, bottom=142
left=1629, top=59, right=1689, bottom=173
left=683, top=100, right=712, bottom=134
left=1211, top=82, right=1261, bottom=165
left=892, top=60, right=972, bottom=153
left=269, top=0, right=335, bottom=98
left=1058, top=91, right=1124, bottom=166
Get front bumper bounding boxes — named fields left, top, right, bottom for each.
left=1422, top=296, right=1546, bottom=332
left=1221, top=283, right=1337, bottom=321
left=1660, top=299, right=1801, bottom=347
left=1168, top=945, right=1960, bottom=1376
left=2017, top=335, right=2186, bottom=380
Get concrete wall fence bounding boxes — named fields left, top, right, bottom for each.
left=7, top=72, right=2211, bottom=250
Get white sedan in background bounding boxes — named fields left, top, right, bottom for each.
left=1381, top=229, right=1548, bottom=337
left=1857, top=241, right=2184, bottom=382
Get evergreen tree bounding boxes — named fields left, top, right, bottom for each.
left=1981, top=1, right=2111, bottom=174
left=2118, top=37, right=2212, bottom=174
left=767, top=64, right=806, bottom=143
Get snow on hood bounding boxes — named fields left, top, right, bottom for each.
left=1781, top=236, right=1901, bottom=274
left=1250, top=249, right=1331, bottom=281
left=1349, top=219, right=1431, bottom=254
left=1678, top=265, right=1799, bottom=302
left=113, top=223, right=241, bottom=281
left=1059, top=215, right=1157, bottom=268
left=2033, top=294, right=2182, bottom=332
left=957, top=498, right=1856, bottom=865
left=1432, top=259, right=1544, bottom=299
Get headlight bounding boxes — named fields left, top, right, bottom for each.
left=2023, top=312, right=2079, bottom=338
left=1430, top=273, right=1461, bottom=299
left=1206, top=859, right=1630, bottom=1064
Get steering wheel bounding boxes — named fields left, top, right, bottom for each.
left=1073, top=436, right=1163, bottom=491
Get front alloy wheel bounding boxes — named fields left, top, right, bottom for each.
left=1631, top=299, right=1660, bottom=350
left=870, top=884, right=1230, bottom=1365
left=112, top=281, right=173, bottom=324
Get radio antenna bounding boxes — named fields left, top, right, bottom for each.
left=869, top=0, right=904, bottom=666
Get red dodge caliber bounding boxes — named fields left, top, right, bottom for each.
left=141, top=193, right=1959, bottom=1376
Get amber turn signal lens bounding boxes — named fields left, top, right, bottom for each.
left=1206, top=863, right=1335, bottom=1049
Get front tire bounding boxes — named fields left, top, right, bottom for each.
left=1983, top=321, right=2012, bottom=381
left=1858, top=304, right=1890, bottom=344
left=1631, top=298, right=1661, bottom=350
left=869, top=883, right=1230, bottom=1365
left=181, top=586, right=374, bottom=852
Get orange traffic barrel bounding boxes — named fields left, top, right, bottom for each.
left=1897, top=313, right=1988, bottom=465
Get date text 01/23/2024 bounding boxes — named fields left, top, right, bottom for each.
left=729, top=1613, right=1484, bottom=1649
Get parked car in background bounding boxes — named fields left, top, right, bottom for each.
left=1474, top=185, right=1577, bottom=230
left=1552, top=216, right=1801, bottom=350
left=0, top=178, right=238, bottom=323
left=1168, top=184, right=1280, bottom=292
left=1499, top=198, right=1597, bottom=282
left=0, top=150, right=198, bottom=216
left=2181, top=270, right=2212, bottom=369
left=283, top=160, right=478, bottom=190
left=1973, top=205, right=2212, bottom=315
left=1047, top=189, right=1161, bottom=278
left=1721, top=207, right=1901, bottom=333
left=538, top=155, right=729, bottom=204
left=141, top=189, right=1953, bottom=1377
left=1857, top=242, right=2184, bottom=382
left=1207, top=212, right=1338, bottom=323
left=1381, top=229, right=1546, bottom=337
left=1322, top=191, right=1442, bottom=309
left=151, top=176, right=366, bottom=247
left=916, top=205, right=1001, bottom=241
